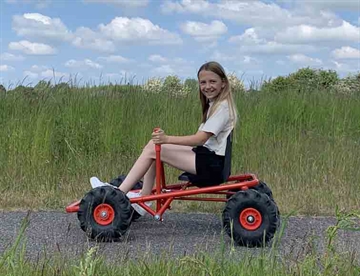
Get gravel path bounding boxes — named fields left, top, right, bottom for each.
left=1, top=210, right=359, bottom=264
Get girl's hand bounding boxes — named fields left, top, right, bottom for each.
left=152, top=128, right=168, bottom=144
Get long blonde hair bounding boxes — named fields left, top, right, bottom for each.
left=197, top=61, right=238, bottom=128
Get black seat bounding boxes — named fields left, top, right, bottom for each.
left=178, top=131, right=233, bottom=183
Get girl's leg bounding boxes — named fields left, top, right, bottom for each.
left=141, top=160, right=156, bottom=195
left=119, top=140, right=196, bottom=194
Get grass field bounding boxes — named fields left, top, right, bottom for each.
left=1, top=78, right=360, bottom=275
left=1, top=82, right=359, bottom=215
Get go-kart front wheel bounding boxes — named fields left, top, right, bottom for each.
left=222, top=189, right=279, bottom=247
left=77, top=186, right=132, bottom=242
left=109, top=174, right=143, bottom=222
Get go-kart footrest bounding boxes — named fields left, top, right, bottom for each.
left=178, top=172, right=194, bottom=181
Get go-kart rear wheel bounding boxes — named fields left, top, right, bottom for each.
left=222, top=189, right=279, bottom=247
left=77, top=186, right=132, bottom=242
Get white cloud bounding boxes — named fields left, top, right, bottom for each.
left=275, top=21, right=360, bottom=43
left=210, top=50, right=260, bottom=65
left=148, top=54, right=168, bottom=63
left=104, top=71, right=136, bottom=83
left=331, top=60, right=360, bottom=73
left=162, top=0, right=210, bottom=14
left=12, top=13, right=72, bottom=42
left=241, top=42, right=318, bottom=55
left=332, top=46, right=360, bottom=59
left=8, top=40, right=56, bottom=55
left=287, top=54, right=322, bottom=65
left=41, top=69, right=69, bottom=79
left=98, top=55, right=133, bottom=63
left=152, top=65, right=176, bottom=75
left=99, top=17, right=182, bottom=45
left=22, top=65, right=69, bottom=80
left=72, top=27, right=116, bottom=53
left=229, top=28, right=265, bottom=44
left=72, top=17, right=183, bottom=51
left=173, top=57, right=188, bottom=64
left=180, top=20, right=227, bottom=42
left=148, top=54, right=187, bottom=64
left=29, top=65, right=49, bottom=72
left=293, top=0, right=360, bottom=11
left=83, top=0, right=149, bottom=7
left=0, top=65, right=15, bottom=72
left=161, top=0, right=340, bottom=28
left=210, top=50, right=234, bottom=62
left=229, top=29, right=317, bottom=55
left=0, top=52, right=25, bottom=61
left=23, top=70, right=39, bottom=79
left=243, top=56, right=260, bottom=64
left=147, top=55, right=194, bottom=77
left=65, top=59, right=103, bottom=69
left=6, top=0, right=51, bottom=8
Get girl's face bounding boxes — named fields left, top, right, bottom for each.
left=198, top=70, right=225, bottom=101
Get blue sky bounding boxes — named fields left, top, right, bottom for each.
left=0, top=0, right=359, bottom=88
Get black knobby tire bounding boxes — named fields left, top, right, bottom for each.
left=109, top=174, right=143, bottom=221
left=222, top=189, right=279, bottom=247
left=77, top=186, right=132, bottom=242
left=130, top=208, right=142, bottom=221
left=226, top=180, right=274, bottom=200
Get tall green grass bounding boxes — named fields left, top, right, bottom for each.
left=0, top=85, right=359, bottom=215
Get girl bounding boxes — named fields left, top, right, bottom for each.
left=91, top=61, right=238, bottom=215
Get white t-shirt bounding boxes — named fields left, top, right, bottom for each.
left=197, top=100, right=234, bottom=156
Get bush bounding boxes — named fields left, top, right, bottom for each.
left=262, top=76, right=293, bottom=93
left=10, top=85, right=34, bottom=94
left=143, top=75, right=190, bottom=97
left=33, top=80, right=53, bottom=99
left=163, top=75, right=182, bottom=93
left=163, top=75, right=190, bottom=97
left=0, top=84, right=6, bottom=94
left=261, top=67, right=340, bottom=93
left=184, top=78, right=198, bottom=91
left=54, top=82, right=71, bottom=92
left=289, top=67, right=317, bottom=87
left=332, top=74, right=360, bottom=96
left=143, top=77, right=163, bottom=94
left=34, top=80, right=52, bottom=91
left=227, top=73, right=246, bottom=93
left=317, top=69, right=338, bottom=89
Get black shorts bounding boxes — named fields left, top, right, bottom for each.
left=187, top=146, right=225, bottom=187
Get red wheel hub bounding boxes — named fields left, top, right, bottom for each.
left=239, top=208, right=262, bottom=230
left=93, top=203, right=115, bottom=226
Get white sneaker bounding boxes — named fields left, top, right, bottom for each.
left=90, top=177, right=113, bottom=189
left=127, top=191, right=152, bottom=216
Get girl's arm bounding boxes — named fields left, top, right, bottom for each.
left=165, top=131, right=213, bottom=146
left=152, top=129, right=213, bottom=146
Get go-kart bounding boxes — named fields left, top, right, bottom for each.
left=65, top=130, right=280, bottom=247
